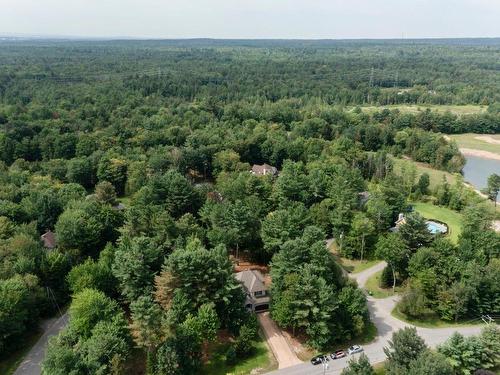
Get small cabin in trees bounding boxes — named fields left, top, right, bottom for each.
left=250, top=163, right=278, bottom=177
left=41, top=230, right=57, bottom=250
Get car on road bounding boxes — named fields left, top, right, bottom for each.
left=348, top=345, right=363, bottom=355
left=310, top=354, right=329, bottom=365
left=330, top=350, right=347, bottom=359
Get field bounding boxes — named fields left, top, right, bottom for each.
left=449, top=133, right=500, bottom=155
left=356, top=104, right=486, bottom=116
left=392, top=157, right=459, bottom=189
left=412, top=202, right=463, bottom=243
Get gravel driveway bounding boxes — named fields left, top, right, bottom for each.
left=258, top=312, right=303, bottom=369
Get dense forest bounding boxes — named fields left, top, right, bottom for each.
left=0, top=39, right=499, bottom=374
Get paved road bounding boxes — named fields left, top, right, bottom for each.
left=14, top=313, right=69, bottom=375
left=266, top=261, right=486, bottom=375
left=350, top=261, right=386, bottom=288
left=258, top=312, right=302, bottom=369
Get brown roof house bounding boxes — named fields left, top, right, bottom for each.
left=235, top=270, right=270, bottom=313
left=41, top=230, right=57, bottom=250
left=251, top=163, right=278, bottom=177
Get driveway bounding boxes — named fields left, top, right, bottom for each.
left=14, top=312, right=69, bottom=375
left=258, top=312, right=303, bottom=369
left=266, top=262, right=486, bottom=375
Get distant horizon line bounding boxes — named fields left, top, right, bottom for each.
left=1, top=32, right=500, bottom=42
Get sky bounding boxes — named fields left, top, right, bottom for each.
left=0, top=0, right=499, bottom=39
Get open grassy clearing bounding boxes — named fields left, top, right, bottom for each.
left=449, top=133, right=500, bottom=155
left=202, top=335, right=277, bottom=375
left=392, top=157, right=459, bottom=189
left=328, top=242, right=379, bottom=274
left=393, top=157, right=500, bottom=214
left=340, top=258, right=380, bottom=274
left=364, top=270, right=403, bottom=299
left=332, top=254, right=379, bottom=274
left=392, top=308, right=483, bottom=329
left=412, top=202, right=463, bottom=243
left=355, top=104, right=486, bottom=116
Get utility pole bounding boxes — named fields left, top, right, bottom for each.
left=157, top=67, right=161, bottom=95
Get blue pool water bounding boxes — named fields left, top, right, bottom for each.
left=426, top=220, right=447, bottom=234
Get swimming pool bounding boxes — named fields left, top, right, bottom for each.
left=426, top=220, right=448, bottom=234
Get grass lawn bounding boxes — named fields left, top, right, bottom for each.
left=394, top=157, right=500, bottom=215
left=373, top=362, right=387, bottom=375
left=202, top=335, right=277, bottom=375
left=392, top=157, right=459, bottom=190
left=412, top=202, right=463, bottom=243
left=392, top=307, right=482, bottom=329
left=0, top=331, right=43, bottom=375
left=332, top=255, right=379, bottom=274
left=329, top=243, right=379, bottom=274
left=356, top=104, right=486, bottom=116
left=364, top=270, right=403, bottom=299
left=449, top=133, right=500, bottom=155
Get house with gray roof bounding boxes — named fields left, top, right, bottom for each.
left=235, top=270, right=270, bottom=313
left=251, top=163, right=278, bottom=177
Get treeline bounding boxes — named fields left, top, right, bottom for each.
left=0, top=101, right=471, bottom=182
left=1, top=39, right=499, bottom=105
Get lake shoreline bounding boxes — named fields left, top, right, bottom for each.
left=460, top=148, right=500, bottom=161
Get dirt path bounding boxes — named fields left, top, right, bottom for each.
left=258, top=312, right=302, bottom=369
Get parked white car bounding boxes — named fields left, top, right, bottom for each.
left=348, top=345, right=363, bottom=355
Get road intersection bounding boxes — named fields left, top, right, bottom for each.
left=266, top=261, right=485, bottom=375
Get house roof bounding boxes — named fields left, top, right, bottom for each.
left=251, top=163, right=277, bottom=176
left=41, top=230, right=57, bottom=249
left=235, top=270, right=267, bottom=293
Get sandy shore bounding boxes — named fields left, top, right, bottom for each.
left=459, top=148, right=500, bottom=161
left=494, top=221, right=500, bottom=233
left=474, top=135, right=500, bottom=145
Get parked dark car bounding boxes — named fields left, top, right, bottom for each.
left=311, top=354, right=329, bottom=365
left=331, top=350, right=347, bottom=359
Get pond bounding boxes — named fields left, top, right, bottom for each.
left=462, top=156, right=500, bottom=195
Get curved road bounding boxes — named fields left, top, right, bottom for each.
left=267, top=261, right=486, bottom=375
left=15, top=262, right=487, bottom=375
